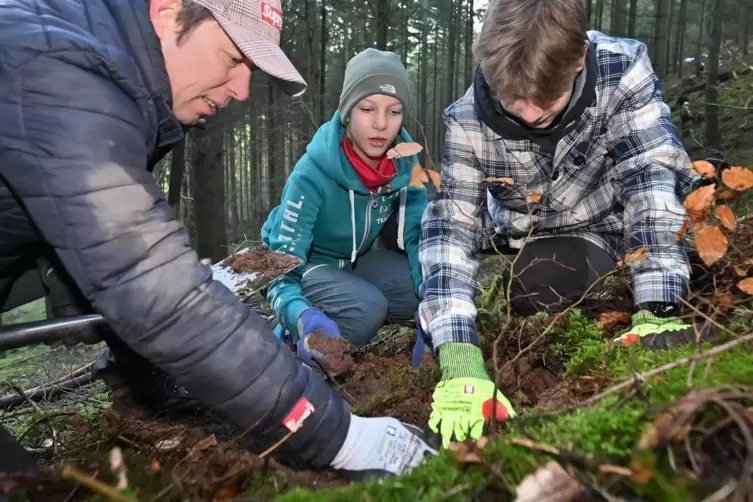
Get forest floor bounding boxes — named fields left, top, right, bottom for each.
left=3, top=67, right=753, bottom=502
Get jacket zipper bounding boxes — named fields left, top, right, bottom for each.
left=356, top=192, right=377, bottom=256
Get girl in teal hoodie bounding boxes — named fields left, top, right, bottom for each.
left=261, top=49, right=428, bottom=370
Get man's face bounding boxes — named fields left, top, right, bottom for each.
left=150, top=0, right=253, bottom=124
left=346, top=94, right=404, bottom=161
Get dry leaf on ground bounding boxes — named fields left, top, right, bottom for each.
left=188, top=434, right=217, bottom=461
left=689, top=160, right=716, bottom=178
left=386, top=142, right=423, bottom=159
left=715, top=205, right=736, bottom=230
left=527, top=190, right=543, bottom=204
left=683, top=185, right=716, bottom=227
left=485, top=177, right=515, bottom=184
left=737, top=277, right=753, bottom=295
left=515, top=461, right=584, bottom=502
left=695, top=225, right=728, bottom=266
left=619, top=247, right=648, bottom=266
left=734, top=265, right=748, bottom=277
left=722, top=166, right=753, bottom=191
left=596, top=311, right=632, bottom=328
left=449, top=441, right=485, bottom=464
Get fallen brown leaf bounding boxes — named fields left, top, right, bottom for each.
left=695, top=225, right=728, bottom=266
left=515, top=461, right=584, bottom=502
left=527, top=190, right=543, bottom=204
left=408, top=163, right=429, bottom=189
left=721, top=166, right=753, bottom=191
left=386, top=142, right=423, bottom=159
left=449, top=441, right=485, bottom=464
left=188, top=434, right=217, bottom=461
left=596, top=311, right=632, bottom=329
left=717, top=188, right=739, bottom=200
left=212, top=473, right=239, bottom=501
left=676, top=219, right=689, bottom=240
left=715, top=205, right=736, bottom=230
left=683, top=184, right=716, bottom=228
left=689, top=160, right=716, bottom=178
left=629, top=459, right=654, bottom=484
left=737, top=278, right=753, bottom=295
left=734, top=265, right=748, bottom=277
left=619, top=247, right=648, bottom=266
left=485, top=177, right=514, bottom=184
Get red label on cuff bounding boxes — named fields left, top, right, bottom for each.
left=283, top=397, right=315, bottom=432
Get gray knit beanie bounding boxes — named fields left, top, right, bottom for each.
left=338, top=48, right=410, bottom=124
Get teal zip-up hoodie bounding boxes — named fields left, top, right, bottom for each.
left=261, top=111, right=428, bottom=337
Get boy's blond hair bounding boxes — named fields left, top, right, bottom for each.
left=473, top=0, right=588, bottom=109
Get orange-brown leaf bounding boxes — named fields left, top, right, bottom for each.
left=695, top=225, right=728, bottom=266
left=689, top=160, right=716, bottom=178
left=717, top=188, right=739, bottom=200
left=596, top=311, right=632, bottom=329
left=409, top=163, right=429, bottom=188
left=485, top=177, right=515, bottom=184
left=527, top=190, right=543, bottom=204
left=426, top=169, right=441, bottom=190
left=449, top=441, right=485, bottom=464
left=621, top=247, right=648, bottom=265
left=683, top=185, right=716, bottom=227
left=386, top=142, right=424, bottom=159
left=722, top=166, right=753, bottom=191
left=212, top=473, right=239, bottom=501
left=734, top=265, right=748, bottom=277
left=715, top=205, right=736, bottom=230
left=737, top=278, right=753, bottom=295
left=676, top=220, right=689, bottom=240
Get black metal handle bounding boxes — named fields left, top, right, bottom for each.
left=0, top=314, right=107, bottom=351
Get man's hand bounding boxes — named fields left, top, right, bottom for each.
left=296, top=309, right=342, bottom=369
left=614, top=312, right=697, bottom=350
left=430, top=343, right=516, bottom=448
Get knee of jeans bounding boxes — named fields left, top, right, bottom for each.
left=337, top=295, right=388, bottom=348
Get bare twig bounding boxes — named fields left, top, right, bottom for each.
left=61, top=465, right=137, bottom=502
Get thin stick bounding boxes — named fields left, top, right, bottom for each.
left=258, top=430, right=294, bottom=458
left=60, top=465, right=137, bottom=502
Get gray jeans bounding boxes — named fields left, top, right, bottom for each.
left=301, top=249, right=419, bottom=347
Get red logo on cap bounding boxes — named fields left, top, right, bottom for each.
left=283, top=397, right=315, bottom=432
left=261, top=2, right=283, bottom=32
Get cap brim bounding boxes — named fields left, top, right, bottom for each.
left=216, top=16, right=308, bottom=97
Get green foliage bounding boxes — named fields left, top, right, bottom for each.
left=0, top=299, right=46, bottom=325
left=550, top=309, right=613, bottom=376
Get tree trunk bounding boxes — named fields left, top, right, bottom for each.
left=612, top=0, right=627, bottom=36
left=319, top=0, right=327, bottom=124
left=675, top=0, right=688, bottom=78
left=696, top=0, right=708, bottom=61
left=628, top=0, right=638, bottom=37
left=705, top=0, right=723, bottom=150
left=654, top=0, right=670, bottom=78
left=191, top=114, right=227, bottom=262
left=376, top=0, right=389, bottom=50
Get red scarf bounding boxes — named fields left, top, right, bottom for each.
left=341, top=138, right=397, bottom=191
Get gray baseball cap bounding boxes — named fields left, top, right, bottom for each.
left=193, top=0, right=307, bottom=97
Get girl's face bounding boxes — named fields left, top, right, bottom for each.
left=346, top=94, right=404, bottom=164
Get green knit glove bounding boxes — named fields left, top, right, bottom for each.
left=428, top=343, right=516, bottom=448
left=614, top=312, right=697, bottom=350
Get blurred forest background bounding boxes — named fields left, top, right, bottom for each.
left=154, top=0, right=752, bottom=263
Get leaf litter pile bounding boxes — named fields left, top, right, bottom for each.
left=3, top=160, right=753, bottom=501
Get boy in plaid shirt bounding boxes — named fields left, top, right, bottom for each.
left=417, top=0, right=696, bottom=448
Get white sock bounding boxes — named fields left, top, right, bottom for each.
left=330, top=415, right=435, bottom=475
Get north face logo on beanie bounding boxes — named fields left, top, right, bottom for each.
left=380, top=84, right=396, bottom=94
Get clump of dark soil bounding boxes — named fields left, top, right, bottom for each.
left=307, top=330, right=355, bottom=374
left=221, top=247, right=301, bottom=289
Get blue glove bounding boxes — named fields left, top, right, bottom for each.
left=412, top=313, right=434, bottom=368
left=297, top=309, right=342, bottom=368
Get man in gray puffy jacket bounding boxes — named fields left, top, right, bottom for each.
left=0, top=0, right=435, bottom=479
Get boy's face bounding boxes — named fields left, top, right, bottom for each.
left=500, top=43, right=589, bottom=129
left=150, top=0, right=254, bottom=124
left=347, top=94, right=404, bottom=161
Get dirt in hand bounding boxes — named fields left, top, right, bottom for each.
left=307, top=330, right=355, bottom=374
left=222, top=247, right=301, bottom=289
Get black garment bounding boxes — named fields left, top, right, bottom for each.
left=0, top=0, right=348, bottom=469
left=485, top=236, right=616, bottom=316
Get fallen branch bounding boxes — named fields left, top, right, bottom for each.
left=520, top=331, right=753, bottom=420
left=0, top=372, right=94, bottom=410
left=60, top=465, right=137, bottom=502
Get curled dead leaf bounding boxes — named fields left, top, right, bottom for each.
left=188, top=434, right=217, bottom=461
left=515, top=461, right=584, bottom=502
left=485, top=177, right=515, bottom=184
left=683, top=184, right=716, bottom=228
left=386, top=142, right=423, bottom=159
left=737, top=277, right=753, bottom=295
left=618, top=247, right=648, bottom=266
left=596, top=311, right=632, bottom=329
left=734, top=265, right=748, bottom=277
left=695, top=225, right=728, bottom=266
left=715, top=205, right=736, bottom=230
left=449, top=442, right=485, bottom=465
left=409, top=163, right=441, bottom=191
left=676, top=220, right=689, bottom=240
left=721, top=166, right=753, bottom=191
left=689, top=160, right=716, bottom=178
left=527, top=190, right=543, bottom=204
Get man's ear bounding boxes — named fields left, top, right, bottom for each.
left=149, top=0, right=182, bottom=39
left=576, top=41, right=590, bottom=72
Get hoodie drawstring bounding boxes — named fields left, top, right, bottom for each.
left=397, top=187, right=407, bottom=251
left=349, top=190, right=357, bottom=263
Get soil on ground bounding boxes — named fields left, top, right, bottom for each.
left=221, top=247, right=302, bottom=290
left=306, top=330, right=355, bottom=375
